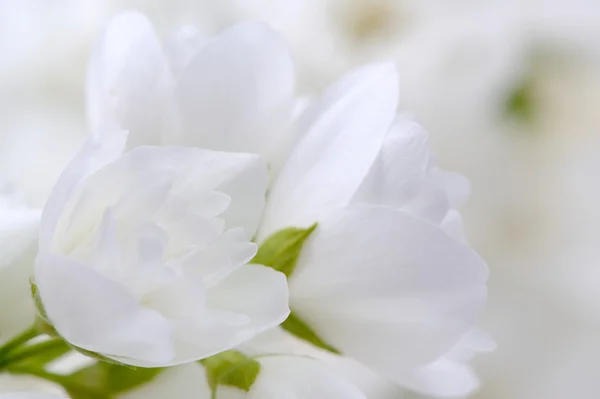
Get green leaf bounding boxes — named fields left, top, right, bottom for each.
left=67, top=362, right=164, bottom=399
left=251, top=224, right=317, bottom=278
left=281, top=312, right=340, bottom=354
left=200, top=350, right=261, bottom=395
left=16, top=342, right=71, bottom=369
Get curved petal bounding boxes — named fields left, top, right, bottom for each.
left=120, top=363, right=211, bottom=399
left=86, top=10, right=176, bottom=147
left=121, top=146, right=269, bottom=238
left=259, top=63, right=399, bottom=239
left=395, top=357, right=480, bottom=398
left=201, top=265, right=290, bottom=354
left=127, top=265, right=289, bottom=368
left=39, top=127, right=127, bottom=250
left=290, top=205, right=488, bottom=379
left=35, top=252, right=174, bottom=366
left=352, top=116, right=450, bottom=225
left=220, top=356, right=367, bottom=399
left=176, top=22, right=294, bottom=159
left=163, top=26, right=207, bottom=78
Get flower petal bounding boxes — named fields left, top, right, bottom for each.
left=39, top=126, right=127, bottom=250
left=35, top=252, right=174, bottom=366
left=0, top=200, right=40, bottom=339
left=290, top=205, right=488, bottom=378
left=176, top=22, right=294, bottom=159
left=259, top=63, right=399, bottom=239
left=120, top=363, right=212, bottom=399
left=352, top=116, right=450, bottom=225
left=87, top=10, right=176, bottom=147
left=220, top=356, right=367, bottom=399
left=122, top=146, right=269, bottom=238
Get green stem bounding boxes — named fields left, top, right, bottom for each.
left=0, top=325, right=41, bottom=358
left=0, top=338, right=69, bottom=367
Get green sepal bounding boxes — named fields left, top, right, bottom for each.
left=505, top=78, right=535, bottom=123
left=66, top=362, right=164, bottom=399
left=251, top=224, right=317, bottom=278
left=200, top=350, right=261, bottom=395
left=281, top=312, right=340, bottom=354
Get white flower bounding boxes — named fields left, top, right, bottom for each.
left=34, top=128, right=289, bottom=367
left=259, top=63, right=489, bottom=386
left=0, top=188, right=40, bottom=340
left=86, top=10, right=294, bottom=164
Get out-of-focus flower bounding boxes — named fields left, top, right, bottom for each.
left=0, top=188, right=40, bottom=341
left=33, top=128, right=289, bottom=367
left=87, top=10, right=294, bottom=164
left=0, top=394, right=64, bottom=399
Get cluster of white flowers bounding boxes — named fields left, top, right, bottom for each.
left=0, top=10, right=491, bottom=399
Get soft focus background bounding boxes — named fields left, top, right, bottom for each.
left=1, top=0, right=600, bottom=397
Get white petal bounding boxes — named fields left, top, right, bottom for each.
left=35, top=252, right=174, bottom=366
left=352, top=116, right=450, bottom=225
left=0, top=201, right=40, bottom=339
left=218, top=356, right=367, bottom=399
left=259, top=63, right=399, bottom=239
left=123, top=146, right=269, bottom=238
left=290, top=205, right=488, bottom=378
left=394, top=357, right=480, bottom=398
left=176, top=22, right=294, bottom=159
left=86, top=10, right=176, bottom=147
left=39, top=127, right=127, bottom=250
left=446, top=326, right=496, bottom=362
left=203, top=265, right=290, bottom=351
left=120, top=363, right=211, bottom=399
left=184, top=228, right=257, bottom=285
left=127, top=265, right=289, bottom=368
left=394, top=328, right=494, bottom=397
left=164, top=26, right=207, bottom=78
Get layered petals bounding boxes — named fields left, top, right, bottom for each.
left=34, top=139, right=288, bottom=367
left=259, top=63, right=399, bottom=238
left=87, top=12, right=295, bottom=161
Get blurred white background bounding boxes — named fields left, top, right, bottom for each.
left=2, top=1, right=600, bottom=397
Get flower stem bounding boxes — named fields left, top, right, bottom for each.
left=0, top=325, right=41, bottom=359
left=0, top=338, right=70, bottom=368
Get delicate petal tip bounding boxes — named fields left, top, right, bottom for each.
left=260, top=61, right=399, bottom=238
left=87, top=8, right=175, bottom=148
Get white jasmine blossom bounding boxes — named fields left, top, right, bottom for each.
left=259, top=63, right=489, bottom=386
left=33, top=127, right=289, bottom=367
